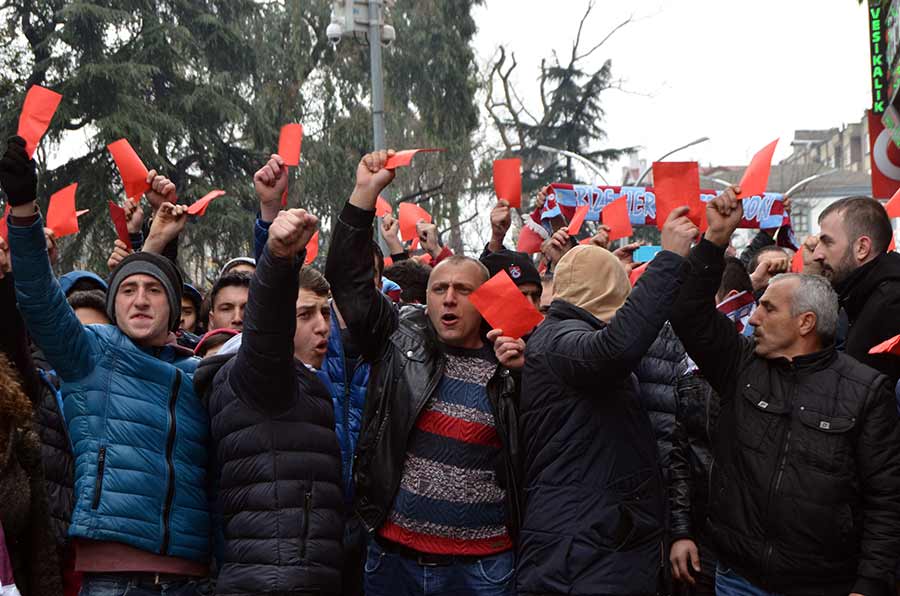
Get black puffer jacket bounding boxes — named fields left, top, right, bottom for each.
left=836, top=251, right=900, bottom=384
left=29, top=347, right=74, bottom=552
left=324, top=203, right=523, bottom=539
left=668, top=372, right=720, bottom=545
left=671, top=239, right=900, bottom=596
left=0, top=274, right=74, bottom=554
left=516, top=251, right=687, bottom=596
left=194, top=247, right=344, bottom=596
left=635, top=323, right=684, bottom=477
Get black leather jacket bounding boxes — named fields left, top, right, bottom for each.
left=671, top=239, right=900, bottom=596
left=324, top=202, right=523, bottom=539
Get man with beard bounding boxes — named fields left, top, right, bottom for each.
left=812, top=197, right=900, bottom=383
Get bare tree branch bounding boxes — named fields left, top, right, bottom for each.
left=575, top=15, right=633, bottom=63
left=571, top=0, right=595, bottom=64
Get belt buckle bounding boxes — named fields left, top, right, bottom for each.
left=417, top=555, right=441, bottom=567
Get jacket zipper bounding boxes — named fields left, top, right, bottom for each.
left=92, top=446, right=107, bottom=509
left=761, top=379, right=796, bottom=580
left=160, top=370, right=182, bottom=555
left=300, top=489, right=313, bottom=560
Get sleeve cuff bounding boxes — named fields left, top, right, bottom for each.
left=255, top=214, right=273, bottom=232
left=340, top=202, right=376, bottom=230
left=258, top=244, right=304, bottom=284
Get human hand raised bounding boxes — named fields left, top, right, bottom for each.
left=254, top=153, right=288, bottom=221
left=0, top=136, right=37, bottom=209
left=107, top=239, right=133, bottom=272
left=661, top=207, right=699, bottom=257
left=350, top=150, right=396, bottom=208
left=704, top=186, right=743, bottom=247
left=144, top=169, right=177, bottom=211
left=267, top=208, right=319, bottom=259
left=144, top=202, right=188, bottom=253
left=487, top=329, right=526, bottom=370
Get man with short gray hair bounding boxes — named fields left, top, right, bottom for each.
left=671, top=186, right=900, bottom=596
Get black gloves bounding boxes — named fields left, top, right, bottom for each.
left=0, top=136, right=37, bottom=207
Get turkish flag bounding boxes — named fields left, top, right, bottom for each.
left=868, top=110, right=900, bottom=199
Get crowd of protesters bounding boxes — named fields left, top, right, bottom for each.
left=1, top=135, right=900, bottom=596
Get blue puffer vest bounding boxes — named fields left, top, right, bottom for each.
left=318, top=305, right=370, bottom=505
left=9, top=218, right=210, bottom=562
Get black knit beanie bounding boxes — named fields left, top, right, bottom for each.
left=106, top=252, right=183, bottom=332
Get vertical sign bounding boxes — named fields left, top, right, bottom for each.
left=872, top=0, right=887, bottom=114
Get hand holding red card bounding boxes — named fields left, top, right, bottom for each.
left=305, top=231, right=319, bottom=265
left=469, top=270, right=544, bottom=339
left=46, top=183, right=81, bottom=238
left=738, top=139, right=779, bottom=199
left=18, top=85, right=62, bottom=158
left=278, top=124, right=303, bottom=167
left=493, top=158, right=522, bottom=208
left=869, top=333, right=900, bottom=355
left=652, top=162, right=701, bottom=230
left=187, top=190, right=226, bottom=216
left=601, top=195, right=633, bottom=242
left=398, top=202, right=432, bottom=242
left=108, top=201, right=131, bottom=244
left=384, top=149, right=445, bottom=171
left=108, top=139, right=150, bottom=200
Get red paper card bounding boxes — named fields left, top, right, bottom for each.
left=384, top=148, right=445, bottom=170
left=278, top=123, right=303, bottom=167
left=791, top=248, right=804, bottom=273
left=108, top=139, right=150, bottom=200
left=187, top=190, right=226, bottom=216
left=18, top=85, right=62, bottom=158
left=887, top=187, right=900, bottom=218
left=383, top=256, right=394, bottom=268
left=108, top=201, right=130, bottom=244
left=738, top=139, right=779, bottom=199
left=567, top=204, right=590, bottom=236
left=652, top=161, right=701, bottom=230
left=493, top=158, right=522, bottom=208
left=469, top=270, right=544, bottom=339
left=601, top=195, right=633, bottom=242
left=46, top=183, right=80, bottom=238
left=629, top=262, right=649, bottom=286
left=869, top=333, right=900, bottom=355
left=376, top=195, right=392, bottom=217
left=305, top=231, right=319, bottom=265
left=0, top=203, right=9, bottom=242
left=398, top=202, right=432, bottom=242
left=517, top=225, right=544, bottom=254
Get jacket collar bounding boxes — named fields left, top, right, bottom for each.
left=767, top=345, right=837, bottom=372
left=546, top=299, right=606, bottom=330
left=836, top=252, right=900, bottom=318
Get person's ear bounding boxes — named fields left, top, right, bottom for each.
left=797, top=311, right=817, bottom=339
left=855, top=235, right=874, bottom=263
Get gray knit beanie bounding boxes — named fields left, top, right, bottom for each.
left=106, top=252, right=183, bottom=332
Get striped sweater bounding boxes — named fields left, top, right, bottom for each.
left=379, top=345, right=512, bottom=555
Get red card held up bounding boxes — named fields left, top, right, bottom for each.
left=652, top=161, right=701, bottom=230
left=384, top=148, right=445, bottom=171
left=738, top=139, right=779, bottom=199
left=566, top=204, right=590, bottom=236
left=601, top=195, right=633, bottom=242
left=305, top=231, right=319, bottom=265
left=869, top=333, right=900, bottom=355
left=187, top=190, right=226, bottom=216
left=18, top=85, right=62, bottom=158
left=516, top=225, right=544, bottom=254
left=493, top=158, right=522, bottom=208
left=376, top=195, right=392, bottom=217
left=398, top=202, right=431, bottom=242
left=108, top=201, right=131, bottom=244
left=278, top=123, right=303, bottom=167
left=791, top=248, right=804, bottom=273
left=886, top=187, right=900, bottom=218
left=469, top=270, right=544, bottom=339
left=108, top=139, right=150, bottom=200
left=0, top=203, right=9, bottom=242
left=46, top=183, right=80, bottom=238
left=629, top=262, right=649, bottom=286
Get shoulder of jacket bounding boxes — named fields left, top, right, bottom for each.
left=831, top=352, right=886, bottom=389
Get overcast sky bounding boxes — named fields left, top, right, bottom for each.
left=472, top=0, right=872, bottom=182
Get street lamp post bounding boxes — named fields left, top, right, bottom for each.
left=634, top=137, right=711, bottom=186
left=368, top=0, right=386, bottom=150
left=535, top=144, right=610, bottom=185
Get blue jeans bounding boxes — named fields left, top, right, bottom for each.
left=714, top=564, right=784, bottom=596
left=363, top=541, right=515, bottom=596
left=78, top=573, right=210, bottom=596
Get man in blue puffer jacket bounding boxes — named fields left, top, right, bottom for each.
left=1, top=136, right=209, bottom=596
